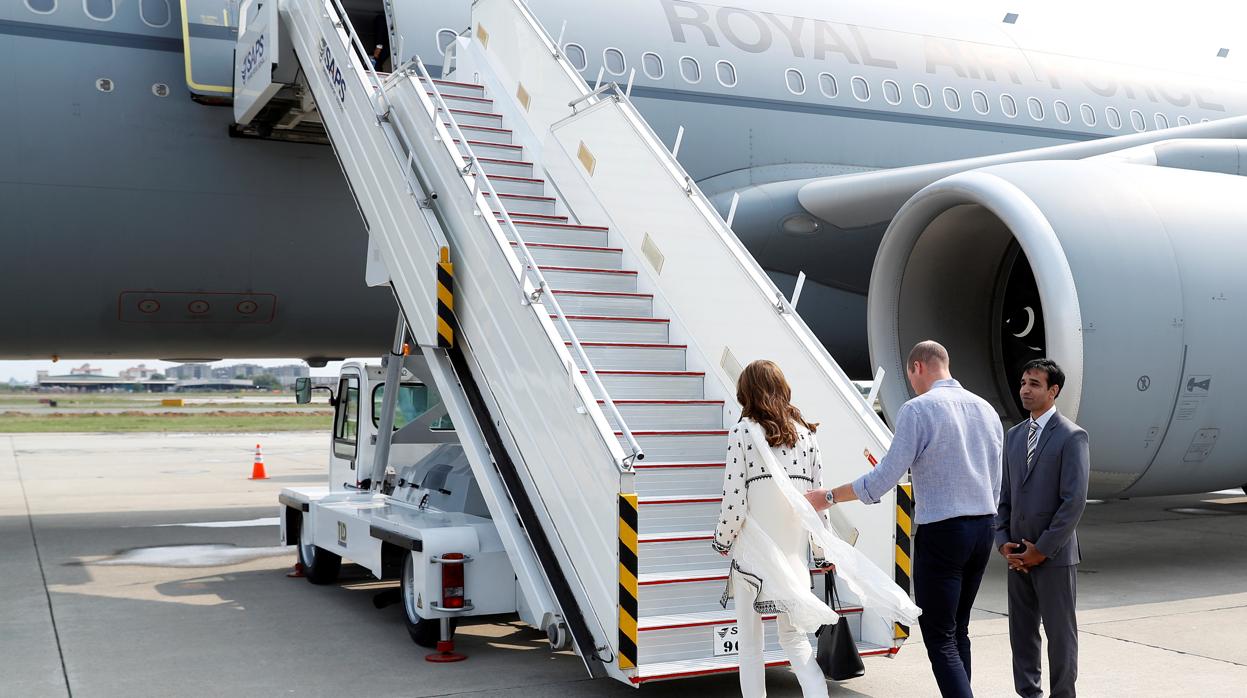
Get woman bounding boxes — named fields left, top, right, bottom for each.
left=713, top=359, right=835, bottom=698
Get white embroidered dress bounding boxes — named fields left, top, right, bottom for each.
left=712, top=418, right=830, bottom=612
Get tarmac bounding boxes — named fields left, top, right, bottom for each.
left=3, top=431, right=1247, bottom=697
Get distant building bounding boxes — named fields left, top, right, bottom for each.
left=36, top=369, right=174, bottom=393
left=119, top=364, right=160, bottom=381
left=212, top=363, right=309, bottom=388
left=165, top=363, right=214, bottom=381
left=69, top=363, right=103, bottom=376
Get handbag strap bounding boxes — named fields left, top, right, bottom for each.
left=824, top=568, right=840, bottom=611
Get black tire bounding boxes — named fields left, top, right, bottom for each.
left=297, top=517, right=341, bottom=585
left=400, top=551, right=455, bottom=647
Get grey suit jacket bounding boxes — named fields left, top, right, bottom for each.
left=994, top=411, right=1090, bottom=567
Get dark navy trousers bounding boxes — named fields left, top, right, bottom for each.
left=914, top=514, right=995, bottom=698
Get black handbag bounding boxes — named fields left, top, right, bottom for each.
left=815, top=570, right=866, bottom=681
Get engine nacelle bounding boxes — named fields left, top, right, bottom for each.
left=868, top=160, right=1247, bottom=498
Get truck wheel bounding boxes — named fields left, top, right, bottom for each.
left=297, top=517, right=341, bottom=585
left=401, top=551, right=455, bottom=647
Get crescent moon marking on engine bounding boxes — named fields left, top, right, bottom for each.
left=1013, top=307, right=1035, bottom=338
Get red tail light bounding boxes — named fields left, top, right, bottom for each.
left=441, top=553, right=465, bottom=609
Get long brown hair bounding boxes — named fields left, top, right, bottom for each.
left=736, top=360, right=818, bottom=448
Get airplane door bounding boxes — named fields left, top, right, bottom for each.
left=330, top=372, right=362, bottom=489
left=179, top=0, right=242, bottom=98
left=386, top=0, right=470, bottom=74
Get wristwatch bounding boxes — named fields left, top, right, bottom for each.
left=824, top=490, right=836, bottom=506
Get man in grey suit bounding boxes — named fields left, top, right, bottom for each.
left=996, top=358, right=1089, bottom=698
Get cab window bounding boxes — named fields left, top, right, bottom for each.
left=373, top=383, right=455, bottom=431
left=333, top=376, right=360, bottom=458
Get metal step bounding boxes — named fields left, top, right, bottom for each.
left=558, top=315, right=670, bottom=343
left=449, top=122, right=513, bottom=144
left=553, top=290, right=652, bottom=318
left=625, top=430, right=728, bottom=462
left=420, top=77, right=486, bottom=98
left=487, top=174, right=546, bottom=197
left=633, top=644, right=892, bottom=685
left=478, top=157, right=534, bottom=179
left=601, top=400, right=723, bottom=431
left=498, top=211, right=568, bottom=223
left=573, top=343, right=684, bottom=371
left=448, top=107, right=504, bottom=128
left=515, top=242, right=622, bottom=270
left=636, top=608, right=865, bottom=666
left=637, top=495, right=721, bottom=535
left=637, top=531, right=720, bottom=575
left=456, top=138, right=523, bottom=161
left=507, top=220, right=610, bottom=247
left=637, top=568, right=832, bottom=617
left=633, top=462, right=726, bottom=498
left=586, top=370, right=704, bottom=400
left=483, top=191, right=556, bottom=216
left=426, top=91, right=493, bottom=109
left=539, top=266, right=637, bottom=293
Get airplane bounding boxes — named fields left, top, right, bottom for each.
left=3, top=0, right=1246, bottom=496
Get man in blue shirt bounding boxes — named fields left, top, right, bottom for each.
left=806, top=340, right=1003, bottom=697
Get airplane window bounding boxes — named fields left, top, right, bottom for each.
left=1000, top=93, right=1017, bottom=117
left=642, top=52, right=664, bottom=80
left=786, top=69, right=806, bottom=95
left=971, top=90, right=989, bottom=115
left=1129, top=109, right=1146, bottom=131
left=604, top=48, right=626, bottom=76
left=1178, top=115, right=1192, bottom=126
left=1027, top=97, right=1044, bottom=120
left=25, top=0, right=56, bottom=13
left=84, top=0, right=114, bottom=20
left=1155, top=113, right=1170, bottom=130
left=943, top=87, right=961, bottom=112
left=818, top=73, right=838, bottom=98
left=564, top=43, right=587, bottom=71
left=1106, top=107, right=1122, bottom=129
left=883, top=80, right=902, bottom=105
left=680, top=56, right=701, bottom=83
left=716, top=60, right=737, bottom=88
left=1080, top=104, right=1096, bottom=126
left=140, top=0, right=169, bottom=27
left=437, top=29, right=458, bottom=56
left=914, top=83, right=932, bottom=108
left=851, top=76, right=869, bottom=101
left=1054, top=100, right=1071, bottom=124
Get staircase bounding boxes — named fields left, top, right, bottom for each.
left=422, top=75, right=895, bottom=682
left=250, top=0, right=902, bottom=686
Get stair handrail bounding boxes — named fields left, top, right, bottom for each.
left=408, top=56, right=646, bottom=470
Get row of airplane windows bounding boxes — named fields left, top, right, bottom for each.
left=537, top=38, right=1208, bottom=134
left=24, top=0, right=170, bottom=27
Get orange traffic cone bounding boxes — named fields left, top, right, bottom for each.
left=249, top=443, right=268, bottom=480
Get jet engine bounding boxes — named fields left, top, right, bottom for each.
left=867, top=158, right=1247, bottom=498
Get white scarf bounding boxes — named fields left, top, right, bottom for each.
left=733, top=420, right=922, bottom=633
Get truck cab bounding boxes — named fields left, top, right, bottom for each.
left=281, top=355, right=525, bottom=649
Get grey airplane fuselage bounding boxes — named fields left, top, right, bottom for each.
left=2, top=0, right=1243, bottom=373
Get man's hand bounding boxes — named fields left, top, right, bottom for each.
left=805, top=488, right=830, bottom=511
left=1006, top=539, right=1047, bottom=571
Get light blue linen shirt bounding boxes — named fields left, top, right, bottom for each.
left=852, top=378, right=1003, bottom=525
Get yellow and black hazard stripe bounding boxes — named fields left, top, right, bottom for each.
left=894, top=482, right=914, bottom=642
left=437, top=247, right=454, bottom=348
left=618, top=493, right=640, bottom=669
